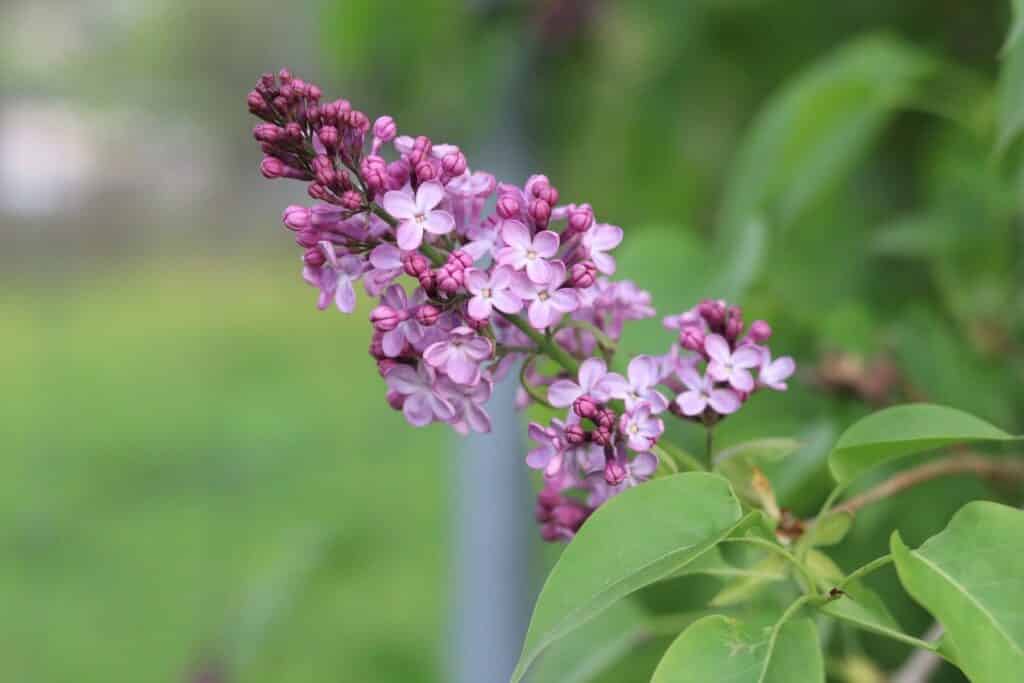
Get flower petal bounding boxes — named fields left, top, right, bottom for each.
left=591, top=251, right=616, bottom=275
left=415, top=180, right=445, bottom=212
left=677, top=365, right=703, bottom=392
left=396, top=220, right=424, bottom=250
left=403, top=393, right=434, bottom=426
left=491, top=289, right=523, bottom=314
left=730, top=368, right=755, bottom=393
left=549, top=289, right=579, bottom=313
left=628, top=355, right=659, bottom=390
left=385, top=365, right=422, bottom=394
left=525, top=258, right=552, bottom=284
left=422, top=341, right=451, bottom=368
left=528, top=300, right=553, bottom=329
left=424, top=210, right=455, bottom=235
left=708, top=388, right=741, bottom=415
left=704, top=334, right=731, bottom=363
left=381, top=328, right=405, bottom=357
left=732, top=345, right=763, bottom=369
left=466, top=296, right=492, bottom=320
left=370, top=243, right=403, bottom=270
left=676, top=391, right=707, bottom=416
left=548, top=380, right=583, bottom=408
left=578, top=358, right=608, bottom=392
left=532, top=230, right=560, bottom=258
left=586, top=223, right=623, bottom=251
left=381, top=190, right=417, bottom=219
left=500, top=220, right=532, bottom=250
left=334, top=277, right=356, bottom=313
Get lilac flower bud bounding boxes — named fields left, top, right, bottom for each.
left=680, top=326, right=705, bottom=353
left=403, top=253, right=431, bottom=279
left=415, top=304, right=442, bottom=327
left=538, top=487, right=562, bottom=509
left=568, top=205, right=594, bottom=233
left=497, top=195, right=521, bottom=219
left=260, top=157, right=312, bottom=180
left=698, top=299, right=727, bottom=330
left=386, top=389, right=405, bottom=410
left=565, top=424, right=586, bottom=445
left=436, top=265, right=463, bottom=295
left=418, top=271, right=437, bottom=295
left=283, top=122, right=303, bottom=142
left=387, top=159, right=411, bottom=188
left=282, top=205, right=310, bottom=231
left=373, top=116, right=397, bottom=142
left=409, top=136, right=432, bottom=165
left=573, top=395, right=600, bottom=420
left=308, top=84, right=322, bottom=101
left=448, top=250, right=473, bottom=269
left=552, top=503, right=587, bottom=529
left=540, top=524, right=564, bottom=543
left=748, top=320, right=772, bottom=342
left=535, top=184, right=559, bottom=206
left=348, top=110, right=370, bottom=133
left=340, top=191, right=362, bottom=211
left=441, top=151, right=467, bottom=177
left=535, top=502, right=553, bottom=522
left=295, top=229, right=320, bottom=248
left=371, top=305, right=402, bottom=332
left=247, top=91, right=269, bottom=117
left=596, top=407, right=616, bottom=430
left=569, top=261, right=597, bottom=289
left=303, top=247, right=325, bottom=267
left=726, top=316, right=744, bottom=342
left=529, top=199, right=551, bottom=228
left=317, top=125, right=339, bottom=151
left=604, top=457, right=627, bottom=486
left=278, top=68, right=293, bottom=84
left=307, top=183, right=330, bottom=201
left=370, top=334, right=387, bottom=360
left=592, top=426, right=613, bottom=446
left=415, top=160, right=436, bottom=182
left=253, top=123, right=283, bottom=143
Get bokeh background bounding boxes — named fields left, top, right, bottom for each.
left=2, top=1, right=1022, bottom=681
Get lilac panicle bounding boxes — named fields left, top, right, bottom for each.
left=246, top=70, right=796, bottom=542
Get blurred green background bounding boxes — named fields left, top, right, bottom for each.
left=1, top=1, right=1022, bottom=681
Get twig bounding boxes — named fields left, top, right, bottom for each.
left=889, top=623, right=944, bottom=683
left=833, top=453, right=1024, bottom=516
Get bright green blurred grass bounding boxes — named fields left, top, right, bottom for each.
left=0, top=259, right=450, bottom=682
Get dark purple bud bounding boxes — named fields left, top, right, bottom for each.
left=283, top=122, right=303, bottom=142
left=573, top=394, right=600, bottom=420
left=340, top=191, right=362, bottom=211
left=680, top=326, right=706, bottom=353
left=253, top=123, right=283, bottom=143
left=403, top=253, right=431, bottom=278
left=537, top=487, right=562, bottom=508
left=295, top=229, right=319, bottom=248
left=725, top=316, right=744, bottom=342
left=260, top=157, right=312, bottom=181
left=497, top=195, right=521, bottom=219
left=418, top=271, right=437, bottom=295
left=698, top=299, right=727, bottom=330
left=348, top=110, right=370, bottom=133
left=569, top=261, right=597, bottom=289
left=591, top=426, right=613, bottom=446
left=540, top=523, right=564, bottom=543
left=307, top=183, right=331, bottom=201
left=317, top=126, right=339, bottom=151
left=552, top=503, right=587, bottom=529
left=370, top=334, right=387, bottom=359
left=278, top=68, right=293, bottom=84
left=441, top=151, right=467, bottom=177
left=371, top=305, right=401, bottom=332
left=604, top=457, right=627, bottom=486
left=748, top=320, right=772, bottom=343
left=303, top=247, right=325, bottom=267
left=282, top=205, right=310, bottom=231
left=308, top=84, right=322, bottom=101
left=436, top=265, right=463, bottom=295
left=373, top=116, right=397, bottom=142
left=386, top=389, right=405, bottom=410
left=565, top=424, right=587, bottom=445
left=529, top=199, right=551, bottom=228
left=409, top=136, right=432, bottom=165
left=448, top=250, right=473, bottom=269
left=535, top=184, right=559, bottom=206
left=387, top=159, right=410, bottom=188
left=596, top=407, right=616, bottom=430
left=415, top=304, right=442, bottom=327
left=568, top=205, right=594, bottom=233
left=415, top=160, right=436, bottom=182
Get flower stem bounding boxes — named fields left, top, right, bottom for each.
left=501, top=312, right=580, bottom=375
left=519, top=356, right=555, bottom=409
left=835, top=554, right=893, bottom=591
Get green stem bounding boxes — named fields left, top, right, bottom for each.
left=557, top=319, right=618, bottom=351
left=502, top=312, right=580, bottom=375
left=721, top=537, right=819, bottom=596
left=705, top=427, right=714, bottom=464
left=520, top=356, right=554, bottom=409
left=835, top=554, right=893, bottom=591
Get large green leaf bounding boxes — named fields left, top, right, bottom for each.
left=717, top=34, right=936, bottom=242
left=509, top=473, right=742, bottom=682
left=821, top=584, right=927, bottom=651
left=651, top=615, right=824, bottom=683
left=891, top=502, right=1024, bottom=683
left=828, top=403, right=1016, bottom=483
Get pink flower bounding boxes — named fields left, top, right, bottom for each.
left=623, top=355, right=669, bottom=413
left=587, top=451, right=658, bottom=506
left=379, top=285, right=425, bottom=357
left=304, top=241, right=363, bottom=313
left=385, top=362, right=456, bottom=427
left=548, top=357, right=629, bottom=408
left=513, top=262, right=579, bottom=329
left=619, top=404, right=664, bottom=452
left=464, top=266, right=523, bottom=320
left=676, top=366, right=741, bottom=416
left=462, top=219, right=501, bottom=261
left=705, top=334, right=761, bottom=392
left=496, top=220, right=560, bottom=283
left=526, top=421, right=566, bottom=477
left=759, top=349, right=795, bottom=391
left=380, top=181, right=455, bottom=250
left=581, top=222, right=623, bottom=275
left=423, top=326, right=493, bottom=385
left=437, top=375, right=492, bottom=434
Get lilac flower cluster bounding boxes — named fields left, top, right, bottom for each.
left=247, top=70, right=794, bottom=542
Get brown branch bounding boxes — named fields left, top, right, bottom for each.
left=834, top=453, right=1024, bottom=516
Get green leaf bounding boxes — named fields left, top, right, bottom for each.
left=509, top=473, right=742, bottom=682
left=999, top=0, right=1024, bottom=152
left=709, top=555, right=788, bottom=607
left=891, top=502, right=1024, bottom=683
left=651, top=615, right=824, bottom=683
left=718, top=34, right=936, bottom=241
left=713, top=438, right=801, bottom=506
left=821, top=585, right=927, bottom=651
left=803, top=511, right=854, bottom=548
left=828, top=403, right=1016, bottom=483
